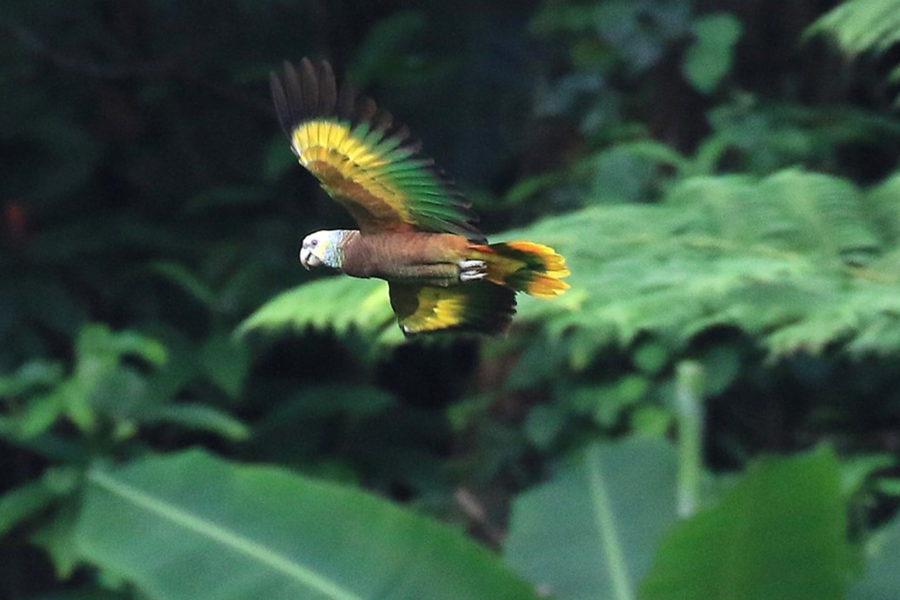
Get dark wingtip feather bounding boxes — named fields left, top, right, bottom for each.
left=299, top=58, right=319, bottom=116
left=403, top=139, right=423, bottom=155
left=373, top=110, right=394, bottom=132
left=337, top=82, right=356, bottom=120
left=282, top=61, right=305, bottom=123
left=269, top=71, right=290, bottom=135
left=318, top=61, right=337, bottom=114
left=355, top=96, right=377, bottom=123
left=393, top=125, right=410, bottom=144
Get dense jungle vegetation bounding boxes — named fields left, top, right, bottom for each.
left=4, top=1, right=900, bottom=598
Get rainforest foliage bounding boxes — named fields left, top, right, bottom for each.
left=4, top=1, right=900, bottom=599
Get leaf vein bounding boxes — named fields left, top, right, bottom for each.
left=88, top=468, right=362, bottom=600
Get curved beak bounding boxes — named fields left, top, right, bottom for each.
left=299, top=247, right=323, bottom=270
left=299, top=247, right=311, bottom=270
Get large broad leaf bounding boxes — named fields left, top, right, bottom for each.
left=27, top=589, right=124, bottom=600
left=75, top=450, right=540, bottom=600
left=504, top=438, right=679, bottom=600
left=639, top=447, right=852, bottom=600
left=849, top=514, right=900, bottom=600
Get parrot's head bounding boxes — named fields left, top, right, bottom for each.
left=299, top=230, right=350, bottom=271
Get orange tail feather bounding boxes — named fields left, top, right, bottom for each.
left=469, top=241, right=570, bottom=298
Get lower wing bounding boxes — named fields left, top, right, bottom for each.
left=388, top=281, right=516, bottom=335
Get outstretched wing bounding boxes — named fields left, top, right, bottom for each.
left=388, top=281, right=516, bottom=335
left=270, top=59, right=485, bottom=242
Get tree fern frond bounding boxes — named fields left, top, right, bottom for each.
left=237, top=277, right=400, bottom=343
left=242, top=167, right=900, bottom=363
left=760, top=170, right=880, bottom=259
left=863, top=172, right=900, bottom=245
left=805, top=0, right=900, bottom=56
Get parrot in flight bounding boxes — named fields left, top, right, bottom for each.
left=270, top=58, right=569, bottom=335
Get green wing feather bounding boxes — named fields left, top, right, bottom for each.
left=270, top=58, right=486, bottom=242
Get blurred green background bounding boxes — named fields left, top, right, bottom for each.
left=4, top=1, right=900, bottom=598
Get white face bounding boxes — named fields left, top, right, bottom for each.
left=298, top=230, right=341, bottom=270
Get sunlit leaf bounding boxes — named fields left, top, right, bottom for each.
left=850, top=514, right=900, bottom=599
left=76, top=450, right=542, bottom=600
left=640, top=447, right=852, bottom=600
left=505, top=438, right=678, bottom=600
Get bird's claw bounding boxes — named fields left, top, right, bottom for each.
left=459, top=259, right=487, bottom=282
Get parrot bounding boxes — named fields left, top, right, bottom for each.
left=270, top=58, right=569, bottom=335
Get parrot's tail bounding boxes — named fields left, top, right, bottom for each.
left=469, top=241, right=570, bottom=298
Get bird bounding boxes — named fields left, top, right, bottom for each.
left=269, top=58, right=569, bottom=335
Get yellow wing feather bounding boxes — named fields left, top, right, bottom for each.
left=388, top=282, right=516, bottom=335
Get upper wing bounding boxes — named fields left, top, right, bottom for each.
left=388, top=281, right=516, bottom=335
left=270, top=59, right=485, bottom=242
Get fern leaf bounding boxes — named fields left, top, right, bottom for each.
left=805, top=0, right=900, bottom=56
left=241, top=167, right=900, bottom=362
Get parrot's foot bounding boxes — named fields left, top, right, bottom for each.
left=459, top=259, right=487, bottom=282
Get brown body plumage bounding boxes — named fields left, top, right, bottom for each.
left=339, top=231, right=469, bottom=285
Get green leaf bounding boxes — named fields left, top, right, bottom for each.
left=136, top=403, right=250, bottom=441
left=350, top=10, right=428, bottom=86
left=76, top=324, right=167, bottom=369
left=0, top=477, right=59, bottom=536
left=639, top=447, right=852, bottom=600
left=632, top=341, right=669, bottom=374
left=148, top=262, right=218, bottom=309
left=505, top=438, right=678, bottom=600
left=199, top=333, right=251, bottom=399
left=874, top=478, right=900, bottom=496
left=0, top=360, right=64, bottom=398
left=850, top=514, right=900, bottom=599
left=523, top=404, right=566, bottom=449
left=839, top=454, right=895, bottom=497
left=260, top=384, right=396, bottom=421
left=263, top=137, right=298, bottom=181
left=32, top=502, right=82, bottom=578
left=804, top=0, right=900, bottom=56
left=26, top=588, right=125, bottom=600
left=630, top=406, right=673, bottom=437
left=562, top=376, right=648, bottom=427
left=697, top=344, right=741, bottom=396
left=682, top=13, right=742, bottom=94
left=18, top=390, right=66, bottom=438
left=75, top=450, right=541, bottom=600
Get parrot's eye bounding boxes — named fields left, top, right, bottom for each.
left=310, top=239, right=318, bottom=247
